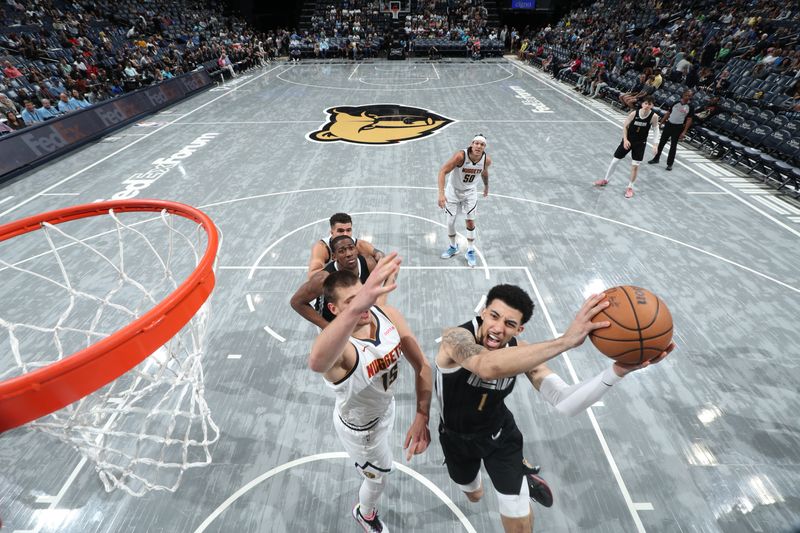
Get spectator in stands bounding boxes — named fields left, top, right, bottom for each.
left=712, top=69, right=731, bottom=96
left=557, top=54, right=581, bottom=80
left=57, top=92, right=80, bottom=113
left=590, top=67, right=610, bottom=98
left=70, top=90, right=91, bottom=108
left=38, top=99, right=61, bottom=120
left=429, top=44, right=441, bottom=61
left=20, top=100, right=44, bottom=124
left=218, top=52, right=236, bottom=77
left=4, top=112, right=24, bottom=131
left=2, top=61, right=23, bottom=79
left=0, top=93, right=19, bottom=116
left=693, top=97, right=720, bottom=125
left=620, top=73, right=647, bottom=109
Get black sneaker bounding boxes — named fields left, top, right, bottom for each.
left=353, top=504, right=388, bottom=532
left=647, top=158, right=659, bottom=164
left=666, top=165, right=673, bottom=171
left=523, top=461, right=553, bottom=508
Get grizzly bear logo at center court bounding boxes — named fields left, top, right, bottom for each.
left=307, top=104, right=454, bottom=145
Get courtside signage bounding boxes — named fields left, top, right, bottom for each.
left=509, top=86, right=552, bottom=113
left=110, top=133, right=220, bottom=199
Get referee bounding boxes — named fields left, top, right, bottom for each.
left=649, top=89, right=694, bottom=171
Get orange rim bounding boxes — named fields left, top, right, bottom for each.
left=0, top=199, right=218, bottom=433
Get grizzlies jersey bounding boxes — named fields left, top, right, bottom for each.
left=316, top=256, right=370, bottom=322
left=628, top=109, right=655, bottom=143
left=327, top=306, right=403, bottom=428
left=446, top=148, right=486, bottom=196
left=320, top=235, right=359, bottom=263
left=436, top=316, right=518, bottom=434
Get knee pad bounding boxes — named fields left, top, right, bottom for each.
left=496, top=477, right=531, bottom=518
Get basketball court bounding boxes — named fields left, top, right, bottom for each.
left=1, top=57, right=798, bottom=533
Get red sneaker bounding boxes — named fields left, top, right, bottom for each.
left=624, top=187, right=634, bottom=198
left=594, top=179, right=608, bottom=186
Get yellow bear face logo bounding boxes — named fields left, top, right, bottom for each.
left=308, top=104, right=454, bottom=145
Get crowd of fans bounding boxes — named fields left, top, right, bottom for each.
left=0, top=0, right=306, bottom=133
left=518, top=0, right=799, bottom=111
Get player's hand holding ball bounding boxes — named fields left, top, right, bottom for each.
left=589, top=285, right=674, bottom=366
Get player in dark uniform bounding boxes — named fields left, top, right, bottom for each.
left=594, top=95, right=661, bottom=198
left=436, top=284, right=674, bottom=532
left=291, top=235, right=383, bottom=329
left=307, top=213, right=384, bottom=279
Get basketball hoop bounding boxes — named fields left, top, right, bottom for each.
left=0, top=199, right=219, bottom=495
left=389, top=0, right=400, bottom=19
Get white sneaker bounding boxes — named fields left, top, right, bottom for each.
left=353, top=504, right=388, bottom=532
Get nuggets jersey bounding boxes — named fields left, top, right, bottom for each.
left=436, top=317, right=518, bottom=434
left=627, top=109, right=655, bottom=143
left=327, top=306, right=403, bottom=428
left=446, top=148, right=486, bottom=196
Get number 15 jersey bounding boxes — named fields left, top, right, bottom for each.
left=326, top=306, right=403, bottom=428
left=446, top=148, right=486, bottom=197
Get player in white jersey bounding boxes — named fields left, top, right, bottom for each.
left=309, top=253, right=432, bottom=533
left=437, top=135, right=492, bottom=268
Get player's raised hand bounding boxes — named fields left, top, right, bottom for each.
left=614, top=342, right=675, bottom=376
left=403, top=413, right=430, bottom=461
left=561, top=293, right=610, bottom=349
left=349, top=252, right=401, bottom=314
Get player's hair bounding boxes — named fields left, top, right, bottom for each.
left=323, top=270, right=360, bottom=304
left=329, top=213, right=352, bottom=227
left=641, top=95, right=654, bottom=104
left=485, top=284, right=535, bottom=325
left=330, top=235, right=355, bottom=253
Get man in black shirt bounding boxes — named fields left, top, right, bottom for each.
left=435, top=285, right=673, bottom=532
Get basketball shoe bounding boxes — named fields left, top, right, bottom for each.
left=465, top=249, right=476, bottom=267
left=624, top=187, right=634, bottom=198
left=593, top=179, right=608, bottom=186
left=523, top=460, right=553, bottom=508
left=441, top=244, right=459, bottom=259
left=353, top=504, right=388, bottom=533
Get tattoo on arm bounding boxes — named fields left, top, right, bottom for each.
left=443, top=328, right=483, bottom=364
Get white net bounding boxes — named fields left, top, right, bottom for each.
left=0, top=208, right=219, bottom=496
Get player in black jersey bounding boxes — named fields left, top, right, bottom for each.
left=594, top=95, right=661, bottom=198
left=435, top=284, right=674, bottom=532
left=292, top=235, right=387, bottom=329
left=307, top=213, right=384, bottom=279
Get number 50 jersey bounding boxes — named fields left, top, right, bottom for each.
left=446, top=148, right=487, bottom=197
left=327, top=306, right=403, bottom=428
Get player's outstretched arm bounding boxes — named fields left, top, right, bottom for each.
left=384, top=307, right=432, bottom=461
left=290, top=272, right=330, bottom=330
left=308, top=253, right=401, bottom=373
left=439, top=294, right=610, bottom=380
left=528, top=342, right=675, bottom=416
left=307, top=241, right=328, bottom=280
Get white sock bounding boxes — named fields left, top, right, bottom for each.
left=449, top=235, right=456, bottom=246
left=604, top=158, right=621, bottom=181
left=359, top=476, right=386, bottom=518
left=627, top=181, right=634, bottom=189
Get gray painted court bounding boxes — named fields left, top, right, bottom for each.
left=1, top=57, right=799, bottom=533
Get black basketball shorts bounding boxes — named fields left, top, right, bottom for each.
left=438, top=411, right=525, bottom=495
left=614, top=140, right=646, bottom=162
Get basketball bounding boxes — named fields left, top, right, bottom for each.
left=589, top=286, right=673, bottom=365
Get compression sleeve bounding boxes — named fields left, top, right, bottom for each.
left=539, top=367, right=623, bottom=417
